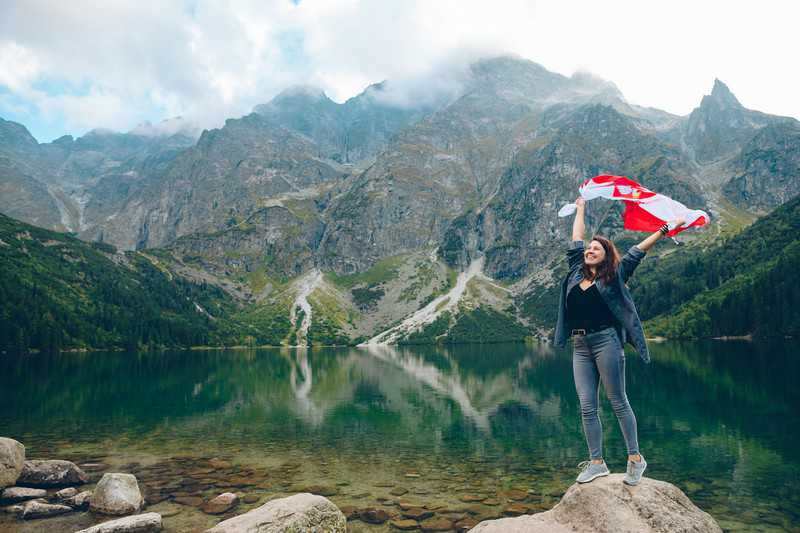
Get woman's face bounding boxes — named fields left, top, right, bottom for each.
left=585, top=240, right=606, bottom=266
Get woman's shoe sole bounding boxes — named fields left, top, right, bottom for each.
left=576, top=471, right=609, bottom=484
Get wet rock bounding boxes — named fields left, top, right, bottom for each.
left=17, top=459, right=88, bottom=487
left=20, top=499, right=73, bottom=519
left=502, top=502, right=530, bottom=516
left=144, top=492, right=170, bottom=506
left=173, top=496, right=204, bottom=507
left=80, top=463, right=110, bottom=472
left=242, top=494, right=260, bottom=504
left=459, top=494, right=486, bottom=503
left=90, top=473, right=145, bottom=515
left=205, top=493, right=346, bottom=532
left=302, top=484, right=339, bottom=497
left=66, top=490, right=93, bottom=509
left=471, top=475, right=722, bottom=533
left=75, top=512, right=163, bottom=532
left=500, top=489, right=529, bottom=501
left=390, top=487, right=409, bottom=496
left=391, top=518, right=420, bottom=530
left=361, top=507, right=392, bottom=524
left=339, top=505, right=360, bottom=520
left=402, top=507, right=433, bottom=520
left=1, top=503, right=24, bottom=515
left=202, top=492, right=239, bottom=515
left=209, top=458, right=232, bottom=470
left=55, top=486, right=79, bottom=501
left=454, top=516, right=480, bottom=531
left=419, top=516, right=453, bottom=531
left=482, top=498, right=500, bottom=506
left=0, top=438, right=25, bottom=488
left=397, top=501, right=416, bottom=510
left=0, top=486, right=47, bottom=504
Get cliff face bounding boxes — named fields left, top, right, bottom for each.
left=723, top=122, right=800, bottom=212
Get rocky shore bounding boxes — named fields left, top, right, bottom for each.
left=2, top=436, right=722, bottom=532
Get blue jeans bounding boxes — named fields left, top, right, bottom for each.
left=572, top=327, right=640, bottom=459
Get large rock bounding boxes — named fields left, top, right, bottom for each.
left=0, top=486, right=47, bottom=504
left=90, top=473, right=144, bottom=515
left=17, top=459, right=88, bottom=487
left=470, top=475, right=721, bottom=533
left=75, top=512, right=163, bottom=532
left=20, top=499, right=73, bottom=519
left=205, top=493, right=346, bottom=533
left=0, top=437, right=25, bottom=488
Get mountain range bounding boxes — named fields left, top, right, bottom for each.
left=1, top=55, right=798, bottom=349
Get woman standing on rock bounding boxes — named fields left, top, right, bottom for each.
left=554, top=197, right=684, bottom=486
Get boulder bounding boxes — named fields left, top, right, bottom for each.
left=75, top=512, right=163, bottom=532
left=90, top=473, right=144, bottom=515
left=55, top=486, right=79, bottom=501
left=205, top=493, right=346, bottom=533
left=1, top=503, right=24, bottom=515
left=20, top=499, right=73, bottom=519
left=17, top=459, right=88, bottom=487
left=470, top=475, right=722, bottom=533
left=0, top=437, right=25, bottom=488
left=202, top=492, right=239, bottom=514
left=0, top=486, right=47, bottom=504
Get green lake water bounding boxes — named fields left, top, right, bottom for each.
left=1, top=340, right=798, bottom=532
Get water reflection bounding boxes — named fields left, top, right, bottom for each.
left=0, top=339, right=798, bottom=529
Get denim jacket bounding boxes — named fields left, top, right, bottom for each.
left=553, top=240, right=650, bottom=363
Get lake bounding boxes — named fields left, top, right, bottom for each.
left=1, top=340, right=798, bottom=532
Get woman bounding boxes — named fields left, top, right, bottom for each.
left=554, top=197, right=684, bottom=486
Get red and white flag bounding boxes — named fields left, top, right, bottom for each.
left=558, top=175, right=709, bottom=236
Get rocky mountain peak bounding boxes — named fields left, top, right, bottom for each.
left=0, top=118, right=40, bottom=150
left=269, top=85, right=333, bottom=106
left=703, top=78, right=743, bottom=110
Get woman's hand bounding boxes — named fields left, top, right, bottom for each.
left=670, top=218, right=686, bottom=229
left=575, top=197, right=586, bottom=209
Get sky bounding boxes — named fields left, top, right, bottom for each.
left=0, top=0, right=798, bottom=143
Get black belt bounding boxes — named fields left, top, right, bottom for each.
left=571, top=326, right=614, bottom=336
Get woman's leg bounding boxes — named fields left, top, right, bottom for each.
left=595, top=331, right=640, bottom=456
left=573, top=338, right=603, bottom=460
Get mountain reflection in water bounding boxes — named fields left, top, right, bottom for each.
left=0, top=339, right=798, bottom=530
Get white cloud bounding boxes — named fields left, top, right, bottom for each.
left=0, top=0, right=798, bottom=141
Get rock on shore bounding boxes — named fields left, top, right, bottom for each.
left=206, top=493, right=346, bottom=532
left=0, top=486, right=47, bottom=504
left=75, top=512, right=162, bottom=532
left=17, top=459, right=88, bottom=487
left=469, top=474, right=722, bottom=533
left=90, top=473, right=145, bottom=515
left=0, top=438, right=25, bottom=488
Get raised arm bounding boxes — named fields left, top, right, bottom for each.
left=621, top=218, right=686, bottom=282
left=571, top=197, right=586, bottom=241
left=635, top=218, right=686, bottom=253
left=566, top=197, right=587, bottom=271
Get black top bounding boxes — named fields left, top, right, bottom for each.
left=566, top=282, right=618, bottom=332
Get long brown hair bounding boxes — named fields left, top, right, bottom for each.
left=581, top=235, right=620, bottom=284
